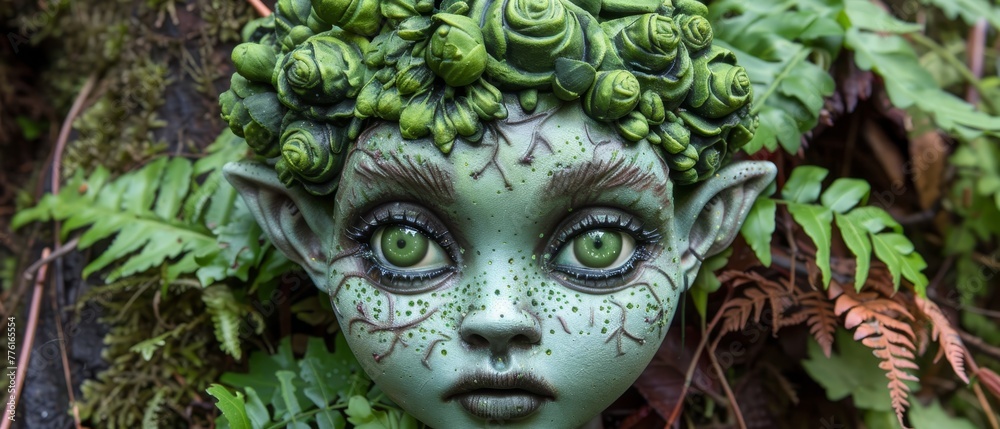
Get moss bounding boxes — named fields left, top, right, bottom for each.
left=12, top=0, right=254, bottom=175
left=76, top=277, right=226, bottom=428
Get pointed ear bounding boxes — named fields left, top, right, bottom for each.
left=223, top=161, right=334, bottom=279
left=675, top=161, right=777, bottom=288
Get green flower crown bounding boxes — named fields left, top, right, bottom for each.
left=220, top=0, right=758, bottom=195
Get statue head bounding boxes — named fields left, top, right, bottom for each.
left=221, top=0, right=775, bottom=427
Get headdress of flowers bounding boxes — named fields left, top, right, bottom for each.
left=220, top=0, right=758, bottom=195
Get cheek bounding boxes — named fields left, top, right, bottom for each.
left=326, top=261, right=464, bottom=367
left=541, top=276, right=677, bottom=358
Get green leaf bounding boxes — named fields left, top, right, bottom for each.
left=787, top=202, right=833, bottom=287
left=221, top=337, right=299, bottom=401
left=839, top=0, right=922, bottom=33
left=910, top=399, right=979, bottom=429
left=202, top=285, right=245, bottom=359
left=869, top=231, right=930, bottom=294
left=834, top=212, right=871, bottom=292
left=740, top=197, right=776, bottom=266
left=691, top=249, right=732, bottom=320
left=802, top=330, right=893, bottom=412
left=153, top=157, right=193, bottom=219
left=207, top=384, right=253, bottom=429
left=275, top=370, right=304, bottom=422
left=917, top=0, right=1000, bottom=29
left=782, top=166, right=829, bottom=203
left=243, top=387, right=272, bottom=428
left=843, top=206, right=902, bottom=234
left=847, top=29, right=1000, bottom=139
left=821, top=178, right=871, bottom=213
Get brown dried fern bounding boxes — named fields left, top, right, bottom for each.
left=915, top=296, right=970, bottom=384
left=798, top=290, right=838, bottom=357
left=716, top=270, right=795, bottom=335
left=830, top=281, right=918, bottom=428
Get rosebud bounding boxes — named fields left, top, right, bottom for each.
left=311, top=0, right=382, bottom=36
left=232, top=43, right=277, bottom=83
left=552, top=58, right=596, bottom=101
left=426, top=13, right=488, bottom=87
left=615, top=111, right=650, bottom=142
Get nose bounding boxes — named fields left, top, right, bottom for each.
left=459, top=300, right=542, bottom=354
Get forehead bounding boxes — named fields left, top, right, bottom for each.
left=340, top=103, right=673, bottom=215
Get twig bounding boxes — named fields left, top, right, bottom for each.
left=48, top=73, right=96, bottom=429
left=973, top=381, right=1000, bottom=429
left=51, top=74, right=97, bottom=197
left=21, top=236, right=79, bottom=281
left=706, top=336, right=748, bottom=429
left=0, top=248, right=51, bottom=429
left=246, top=0, right=272, bottom=17
left=666, top=288, right=735, bottom=425
left=966, top=19, right=988, bottom=105
left=960, top=331, right=1000, bottom=361
left=48, top=269, right=81, bottom=429
left=962, top=350, right=1000, bottom=429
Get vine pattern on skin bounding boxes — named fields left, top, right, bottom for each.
left=471, top=124, right=514, bottom=190
left=605, top=300, right=648, bottom=357
left=421, top=335, right=452, bottom=369
left=348, top=297, right=441, bottom=363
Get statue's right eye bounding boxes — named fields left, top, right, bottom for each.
left=347, top=203, right=458, bottom=293
left=372, top=225, right=450, bottom=272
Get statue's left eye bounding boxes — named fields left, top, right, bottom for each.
left=553, top=229, right=636, bottom=271
left=371, top=225, right=450, bottom=272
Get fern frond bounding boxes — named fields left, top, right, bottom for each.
left=915, top=296, right=970, bottom=384
left=203, top=285, right=245, bottom=359
left=831, top=281, right=919, bottom=428
left=799, top=290, right=838, bottom=357
left=717, top=271, right=795, bottom=334
left=141, top=390, right=167, bottom=429
left=12, top=157, right=213, bottom=282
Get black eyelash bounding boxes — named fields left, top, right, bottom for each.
left=347, top=203, right=457, bottom=289
left=545, top=209, right=662, bottom=290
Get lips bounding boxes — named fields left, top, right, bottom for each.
left=443, top=371, right=557, bottom=421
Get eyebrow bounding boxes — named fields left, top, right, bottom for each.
left=544, top=156, right=668, bottom=202
left=350, top=148, right=455, bottom=204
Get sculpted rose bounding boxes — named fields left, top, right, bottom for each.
left=274, top=32, right=369, bottom=108
left=687, top=60, right=752, bottom=118
left=275, top=120, right=348, bottom=194
left=616, top=14, right=681, bottom=74
left=612, top=13, right=693, bottom=110
left=677, top=14, right=713, bottom=53
left=583, top=70, right=641, bottom=121
left=479, top=0, right=607, bottom=89
left=425, top=13, right=488, bottom=87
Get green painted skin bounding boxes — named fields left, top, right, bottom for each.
left=330, top=104, right=676, bottom=428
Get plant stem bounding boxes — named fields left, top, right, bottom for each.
left=908, top=32, right=1000, bottom=115
left=752, top=48, right=810, bottom=116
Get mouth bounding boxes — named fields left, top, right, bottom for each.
left=443, top=371, right=557, bottom=421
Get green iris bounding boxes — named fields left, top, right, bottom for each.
left=379, top=226, right=429, bottom=267
left=573, top=230, right=623, bottom=268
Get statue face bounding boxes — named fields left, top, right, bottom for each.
left=225, top=102, right=775, bottom=429
left=329, top=103, right=678, bottom=428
